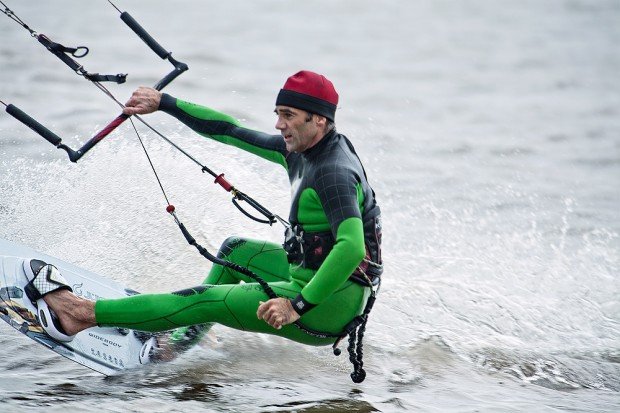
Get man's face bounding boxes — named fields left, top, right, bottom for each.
left=274, top=106, right=322, bottom=153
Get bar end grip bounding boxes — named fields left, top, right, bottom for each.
left=120, top=12, right=170, bottom=60
left=6, top=104, right=63, bottom=147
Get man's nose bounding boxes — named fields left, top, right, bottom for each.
left=275, top=118, right=285, bottom=130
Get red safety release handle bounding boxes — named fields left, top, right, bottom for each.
left=214, top=173, right=233, bottom=192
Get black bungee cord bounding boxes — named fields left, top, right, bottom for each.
left=163, top=198, right=378, bottom=383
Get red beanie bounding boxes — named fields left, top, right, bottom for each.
left=275, top=70, right=339, bottom=121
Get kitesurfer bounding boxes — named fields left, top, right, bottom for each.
left=24, top=70, right=383, bottom=362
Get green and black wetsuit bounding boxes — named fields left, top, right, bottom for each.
left=95, top=94, right=382, bottom=345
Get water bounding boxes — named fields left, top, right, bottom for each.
left=1, top=0, right=619, bottom=411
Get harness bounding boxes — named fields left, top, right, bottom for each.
left=283, top=222, right=383, bottom=285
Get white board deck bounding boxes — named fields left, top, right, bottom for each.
left=0, top=238, right=147, bottom=375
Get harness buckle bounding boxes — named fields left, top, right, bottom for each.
left=283, top=224, right=305, bottom=263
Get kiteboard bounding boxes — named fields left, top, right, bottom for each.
left=0, top=238, right=151, bottom=375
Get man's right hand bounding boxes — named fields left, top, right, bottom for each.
left=123, top=87, right=162, bottom=116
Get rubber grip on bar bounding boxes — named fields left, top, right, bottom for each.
left=120, top=12, right=170, bottom=59
left=6, top=104, right=62, bottom=146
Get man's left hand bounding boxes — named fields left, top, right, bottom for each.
left=123, top=86, right=162, bottom=116
left=256, top=298, right=300, bottom=329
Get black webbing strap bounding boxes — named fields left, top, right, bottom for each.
left=45, top=37, right=88, bottom=58
left=84, top=72, right=127, bottom=83
left=37, top=34, right=126, bottom=83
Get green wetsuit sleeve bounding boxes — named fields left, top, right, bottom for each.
left=300, top=217, right=366, bottom=305
left=159, top=93, right=288, bottom=168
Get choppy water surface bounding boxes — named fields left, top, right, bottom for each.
left=1, top=0, right=619, bottom=412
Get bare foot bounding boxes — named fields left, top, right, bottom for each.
left=43, top=289, right=97, bottom=336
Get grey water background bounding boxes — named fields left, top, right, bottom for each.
left=0, top=0, right=619, bottom=411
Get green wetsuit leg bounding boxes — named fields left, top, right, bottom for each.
left=168, top=236, right=291, bottom=347
left=94, top=238, right=370, bottom=346
left=95, top=278, right=367, bottom=346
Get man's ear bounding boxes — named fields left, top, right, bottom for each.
left=315, top=115, right=327, bottom=128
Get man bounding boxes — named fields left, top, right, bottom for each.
left=26, top=70, right=383, bottom=364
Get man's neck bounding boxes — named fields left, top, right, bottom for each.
left=305, top=126, right=330, bottom=151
